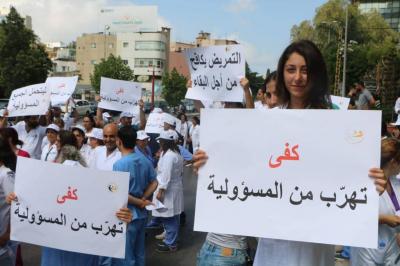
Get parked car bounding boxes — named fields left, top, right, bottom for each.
left=74, top=100, right=92, bottom=116
left=0, top=99, right=8, bottom=110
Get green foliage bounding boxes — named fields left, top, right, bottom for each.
left=90, top=54, right=134, bottom=93
left=290, top=0, right=400, bottom=93
left=0, top=7, right=52, bottom=97
left=161, top=68, right=187, bottom=107
left=245, top=62, right=265, bottom=96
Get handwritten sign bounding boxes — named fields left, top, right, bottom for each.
left=11, top=157, right=129, bottom=258
left=331, top=95, right=351, bottom=110
left=98, top=77, right=142, bottom=113
left=144, top=112, right=181, bottom=134
left=195, top=109, right=381, bottom=248
left=7, top=83, right=50, bottom=117
left=46, top=76, right=78, bottom=107
left=184, top=45, right=245, bottom=102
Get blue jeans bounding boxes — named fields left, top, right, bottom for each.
left=99, top=218, right=146, bottom=266
left=160, top=215, right=180, bottom=247
left=197, top=240, right=247, bottom=266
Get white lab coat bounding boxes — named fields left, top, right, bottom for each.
left=351, top=176, right=400, bottom=266
left=152, top=150, right=184, bottom=218
left=189, top=125, right=200, bottom=152
left=394, top=98, right=400, bottom=125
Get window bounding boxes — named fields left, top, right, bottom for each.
left=134, top=58, right=165, bottom=68
left=123, top=42, right=129, bottom=48
left=135, top=41, right=165, bottom=51
left=91, top=43, right=96, bottom=48
left=122, top=60, right=128, bottom=65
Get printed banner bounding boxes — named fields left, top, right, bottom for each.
left=7, top=83, right=50, bottom=117
left=195, top=109, right=381, bottom=248
left=98, top=77, right=142, bottom=113
left=11, top=157, right=129, bottom=258
left=46, top=76, right=78, bottom=107
left=184, top=45, right=245, bottom=102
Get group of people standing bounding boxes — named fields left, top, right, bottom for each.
left=0, top=38, right=397, bottom=266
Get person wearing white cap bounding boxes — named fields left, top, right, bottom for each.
left=135, top=130, right=155, bottom=167
left=40, top=124, right=60, bottom=162
left=102, top=112, right=112, bottom=124
left=86, top=128, right=104, bottom=167
left=71, top=125, right=92, bottom=165
left=151, top=129, right=184, bottom=252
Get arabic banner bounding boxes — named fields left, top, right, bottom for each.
left=144, top=112, right=181, bottom=134
left=331, top=95, right=351, bottom=110
left=11, top=157, right=129, bottom=258
left=184, top=45, right=245, bottom=103
left=195, top=109, right=381, bottom=248
left=7, top=83, right=51, bottom=117
left=46, top=76, right=78, bottom=107
left=98, top=77, right=142, bottom=113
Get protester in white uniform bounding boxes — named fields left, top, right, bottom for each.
left=193, top=40, right=387, bottom=266
left=12, top=116, right=46, bottom=159
left=0, top=136, right=16, bottom=266
left=178, top=113, right=189, bottom=148
left=40, top=124, right=59, bottom=162
left=351, top=138, right=400, bottom=266
left=189, top=116, right=200, bottom=152
left=85, top=127, right=104, bottom=167
left=71, top=125, right=91, bottom=164
left=90, top=123, right=121, bottom=170
left=152, top=130, right=184, bottom=252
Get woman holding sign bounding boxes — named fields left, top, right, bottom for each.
left=351, top=138, right=400, bottom=266
left=193, top=40, right=387, bottom=266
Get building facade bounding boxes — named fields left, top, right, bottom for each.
left=353, top=0, right=400, bottom=32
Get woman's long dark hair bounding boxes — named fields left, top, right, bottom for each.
left=59, top=130, right=78, bottom=149
left=0, top=135, right=17, bottom=171
left=0, top=127, right=23, bottom=146
left=160, top=139, right=180, bottom=154
left=276, top=40, right=331, bottom=109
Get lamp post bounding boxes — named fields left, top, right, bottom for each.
left=342, top=2, right=349, bottom=97
left=147, top=65, right=162, bottom=110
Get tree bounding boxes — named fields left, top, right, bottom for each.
left=290, top=0, right=400, bottom=93
left=0, top=7, right=52, bottom=98
left=245, top=62, right=265, bottom=96
left=161, top=68, right=187, bottom=107
left=90, top=54, right=134, bottom=93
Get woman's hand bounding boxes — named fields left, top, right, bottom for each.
left=381, top=214, right=400, bottom=227
left=193, top=149, right=208, bottom=173
left=369, top=168, right=386, bottom=195
left=186, top=79, right=192, bottom=89
left=116, top=207, right=133, bottom=223
left=240, top=77, right=250, bottom=91
left=6, top=192, right=17, bottom=205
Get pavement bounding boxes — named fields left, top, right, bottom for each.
left=19, top=166, right=349, bottom=266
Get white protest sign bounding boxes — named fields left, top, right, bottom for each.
left=145, top=112, right=164, bottom=134
left=331, top=95, right=350, bottom=110
left=184, top=45, right=245, bottom=102
left=7, top=83, right=50, bottom=117
left=195, top=109, right=380, bottom=248
left=98, top=77, right=142, bottom=113
left=144, top=112, right=181, bottom=134
left=46, top=76, right=78, bottom=107
left=11, top=157, right=129, bottom=258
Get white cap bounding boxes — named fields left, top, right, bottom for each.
left=0, top=109, right=4, bottom=117
left=137, top=130, right=150, bottom=140
left=71, top=125, right=86, bottom=134
left=102, top=112, right=111, bottom=119
left=162, top=113, right=176, bottom=126
left=120, top=111, right=134, bottom=118
left=152, top=107, right=163, bottom=114
left=157, top=129, right=178, bottom=141
left=46, top=123, right=60, bottom=133
left=86, top=128, right=103, bottom=140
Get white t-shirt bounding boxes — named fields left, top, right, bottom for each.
left=89, top=146, right=121, bottom=171
left=40, top=143, right=58, bottom=162
left=12, top=121, right=46, bottom=159
left=189, top=125, right=200, bottom=152
left=0, top=165, right=14, bottom=257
